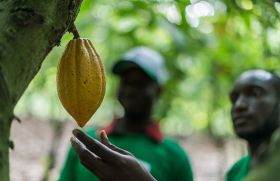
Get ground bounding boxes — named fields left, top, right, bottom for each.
left=9, top=117, right=247, bottom=181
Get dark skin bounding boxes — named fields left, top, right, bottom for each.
left=71, top=69, right=280, bottom=180
left=230, top=69, right=280, bottom=168
left=71, top=129, right=156, bottom=181
left=113, top=66, right=161, bottom=134
left=71, top=65, right=160, bottom=181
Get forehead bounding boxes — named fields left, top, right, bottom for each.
left=232, top=70, right=274, bottom=91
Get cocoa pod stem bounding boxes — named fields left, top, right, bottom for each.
left=69, top=24, right=80, bottom=39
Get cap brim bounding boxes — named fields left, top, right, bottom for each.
left=112, top=60, right=139, bottom=75
left=112, top=60, right=157, bottom=82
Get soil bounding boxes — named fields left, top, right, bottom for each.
left=9, top=117, right=247, bottom=181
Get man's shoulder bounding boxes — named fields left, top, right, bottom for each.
left=226, top=155, right=251, bottom=181
left=160, top=137, right=188, bottom=156
left=231, top=155, right=251, bottom=169
left=160, top=137, right=193, bottom=176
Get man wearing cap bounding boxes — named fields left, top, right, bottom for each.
left=68, top=69, right=280, bottom=181
left=59, top=47, right=193, bottom=181
left=226, top=69, right=280, bottom=181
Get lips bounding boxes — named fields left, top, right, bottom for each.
left=233, top=114, right=252, bottom=126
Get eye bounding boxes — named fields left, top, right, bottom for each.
left=250, top=87, right=263, bottom=97
left=230, top=92, right=238, bottom=103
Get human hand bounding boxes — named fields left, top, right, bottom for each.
left=71, top=129, right=156, bottom=181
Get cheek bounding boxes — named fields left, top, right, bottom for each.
left=252, top=100, right=275, bottom=124
left=146, top=87, right=159, bottom=99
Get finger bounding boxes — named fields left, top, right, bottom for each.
left=72, top=129, right=119, bottom=161
left=80, top=159, right=108, bottom=181
left=71, top=137, right=108, bottom=179
left=100, top=130, right=110, bottom=145
left=99, top=131, right=132, bottom=156
left=107, top=143, right=132, bottom=155
left=70, top=136, right=88, bottom=155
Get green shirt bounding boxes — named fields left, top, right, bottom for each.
left=244, top=129, right=280, bottom=181
left=59, top=129, right=193, bottom=181
left=226, top=155, right=251, bottom=181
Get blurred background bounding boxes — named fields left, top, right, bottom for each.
left=10, top=0, right=280, bottom=180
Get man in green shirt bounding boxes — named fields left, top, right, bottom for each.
left=226, top=69, right=280, bottom=181
left=69, top=69, right=280, bottom=181
left=59, top=47, right=193, bottom=181
left=244, top=128, right=280, bottom=181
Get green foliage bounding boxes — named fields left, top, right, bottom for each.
left=15, top=0, right=280, bottom=136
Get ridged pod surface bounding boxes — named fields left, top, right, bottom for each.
left=57, top=38, right=106, bottom=127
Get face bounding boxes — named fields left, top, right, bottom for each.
left=117, top=67, right=160, bottom=120
left=230, top=70, right=280, bottom=140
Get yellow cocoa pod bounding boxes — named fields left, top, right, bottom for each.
left=57, top=38, right=106, bottom=127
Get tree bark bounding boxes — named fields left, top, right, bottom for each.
left=0, top=72, right=13, bottom=181
left=0, top=0, right=82, bottom=180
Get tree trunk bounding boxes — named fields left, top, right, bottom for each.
left=0, top=73, right=12, bottom=181
left=0, top=0, right=82, bottom=180
left=0, top=113, right=12, bottom=181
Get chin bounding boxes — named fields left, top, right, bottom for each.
left=236, top=130, right=265, bottom=141
left=236, top=132, right=252, bottom=140
left=128, top=112, right=141, bottom=117
left=235, top=127, right=255, bottom=139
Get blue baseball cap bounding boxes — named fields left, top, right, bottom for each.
left=112, top=47, right=168, bottom=85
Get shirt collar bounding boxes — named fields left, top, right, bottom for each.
left=97, top=119, right=164, bottom=143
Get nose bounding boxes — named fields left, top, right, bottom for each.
left=120, top=85, right=138, bottom=97
left=126, top=84, right=139, bottom=92
left=233, top=94, right=248, bottom=112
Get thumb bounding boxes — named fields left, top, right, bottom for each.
left=99, top=130, right=132, bottom=156
left=100, top=130, right=110, bottom=146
